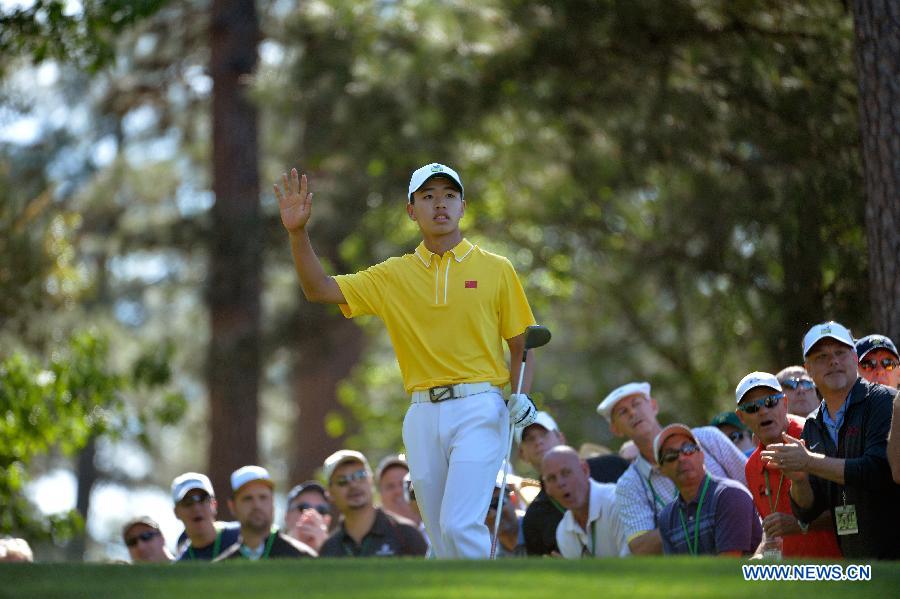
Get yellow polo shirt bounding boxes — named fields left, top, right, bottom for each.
left=334, top=238, right=535, bottom=393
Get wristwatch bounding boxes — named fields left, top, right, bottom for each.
left=797, top=520, right=809, bottom=535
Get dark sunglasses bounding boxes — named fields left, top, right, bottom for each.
left=781, top=377, right=814, bottom=391
left=660, top=442, right=700, bottom=464
left=292, top=502, right=330, bottom=516
left=177, top=493, right=210, bottom=508
left=859, top=358, right=898, bottom=371
left=333, top=468, right=369, bottom=487
left=737, top=393, right=784, bottom=414
left=125, top=530, right=160, bottom=547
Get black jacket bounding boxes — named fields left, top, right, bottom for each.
left=790, top=378, right=900, bottom=559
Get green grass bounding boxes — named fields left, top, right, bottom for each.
left=1, top=557, right=897, bottom=599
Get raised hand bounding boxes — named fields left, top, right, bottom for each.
left=274, top=168, right=313, bottom=233
left=761, top=432, right=811, bottom=475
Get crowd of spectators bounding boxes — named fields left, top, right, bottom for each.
left=6, top=321, right=897, bottom=564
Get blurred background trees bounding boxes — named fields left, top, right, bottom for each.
left=1, top=0, right=894, bottom=559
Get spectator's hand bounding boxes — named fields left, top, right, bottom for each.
left=275, top=168, right=313, bottom=233
left=760, top=432, right=811, bottom=473
left=507, top=393, right=536, bottom=430
left=293, top=508, right=329, bottom=551
left=762, top=512, right=801, bottom=538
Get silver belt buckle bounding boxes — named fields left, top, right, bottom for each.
left=428, top=386, right=455, bottom=403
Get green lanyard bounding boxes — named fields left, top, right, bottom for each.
left=764, top=469, right=785, bottom=515
left=580, top=520, right=597, bottom=557
left=549, top=496, right=566, bottom=514
left=187, top=529, right=223, bottom=560
left=239, top=531, right=276, bottom=560
left=646, top=475, right=675, bottom=509
left=678, top=474, right=711, bottom=556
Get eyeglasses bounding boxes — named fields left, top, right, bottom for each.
left=727, top=430, right=749, bottom=443
left=125, top=530, right=160, bottom=547
left=859, top=358, right=898, bottom=371
left=291, top=502, right=330, bottom=516
left=736, top=393, right=784, bottom=414
left=659, top=442, right=700, bottom=465
left=177, top=493, right=210, bottom=508
left=333, top=468, right=369, bottom=487
left=781, top=377, right=815, bottom=391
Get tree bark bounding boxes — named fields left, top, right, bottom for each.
left=66, top=437, right=97, bottom=561
left=207, top=0, right=261, bottom=513
left=289, top=303, right=365, bottom=483
left=852, top=0, right=900, bottom=341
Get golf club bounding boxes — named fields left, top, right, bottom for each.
left=491, top=324, right=551, bottom=558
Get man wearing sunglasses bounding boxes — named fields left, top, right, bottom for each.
left=654, top=425, right=761, bottom=556
left=214, top=465, right=317, bottom=560
left=734, top=373, right=841, bottom=558
left=776, top=366, right=820, bottom=417
left=121, top=516, right=173, bottom=563
left=855, top=334, right=900, bottom=389
left=597, top=382, right=748, bottom=555
left=285, top=480, right=333, bottom=553
left=319, top=450, right=427, bottom=557
left=762, top=321, right=900, bottom=559
left=171, top=472, right=240, bottom=562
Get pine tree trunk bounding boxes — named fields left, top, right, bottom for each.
left=852, top=0, right=900, bottom=341
left=207, top=0, right=261, bottom=511
left=289, top=304, right=365, bottom=482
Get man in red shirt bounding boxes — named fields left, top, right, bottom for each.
left=734, top=371, right=841, bottom=558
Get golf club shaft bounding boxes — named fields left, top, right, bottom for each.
left=491, top=349, right=530, bottom=558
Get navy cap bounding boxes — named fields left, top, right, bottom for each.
left=855, top=334, right=899, bottom=360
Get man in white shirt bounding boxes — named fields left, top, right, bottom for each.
left=541, top=446, right=628, bottom=558
left=597, top=381, right=748, bottom=554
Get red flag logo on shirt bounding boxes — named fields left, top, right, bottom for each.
left=465, top=280, right=477, bottom=288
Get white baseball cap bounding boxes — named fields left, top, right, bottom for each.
left=375, top=454, right=408, bottom=482
left=171, top=472, right=215, bottom=503
left=322, top=449, right=372, bottom=485
left=407, top=162, right=464, bottom=203
left=802, top=321, right=855, bottom=357
left=735, top=371, right=782, bottom=404
left=514, top=410, right=560, bottom=444
left=652, top=423, right=701, bottom=465
left=230, top=465, right=274, bottom=495
left=596, top=382, right=651, bottom=421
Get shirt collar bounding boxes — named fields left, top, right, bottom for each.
left=414, top=239, right=475, bottom=268
left=634, top=453, right=659, bottom=479
left=560, top=480, right=605, bottom=535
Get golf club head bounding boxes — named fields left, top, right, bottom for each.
left=524, top=325, right=551, bottom=350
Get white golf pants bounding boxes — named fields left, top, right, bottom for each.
left=402, top=389, right=508, bottom=559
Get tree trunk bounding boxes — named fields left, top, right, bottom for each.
left=66, top=437, right=97, bottom=561
left=207, top=0, right=261, bottom=512
left=289, top=303, right=365, bottom=483
left=852, top=0, right=900, bottom=341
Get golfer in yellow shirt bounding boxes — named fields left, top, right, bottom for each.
left=275, top=162, right=537, bottom=558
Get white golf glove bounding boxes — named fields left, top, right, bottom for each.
left=507, top=393, right=537, bottom=430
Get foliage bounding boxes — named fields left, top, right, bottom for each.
left=0, top=331, right=186, bottom=541
left=0, top=0, right=170, bottom=77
